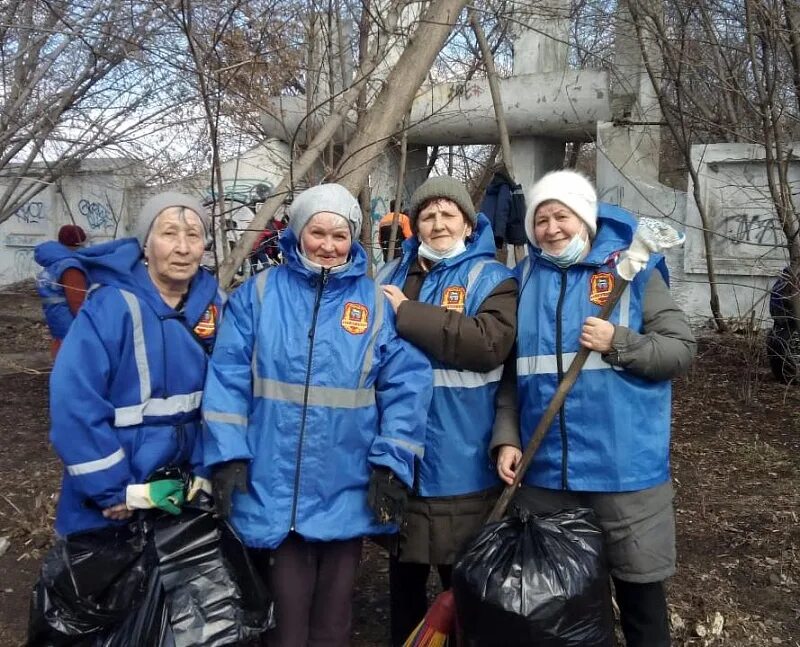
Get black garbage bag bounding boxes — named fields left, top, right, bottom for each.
left=28, top=524, right=154, bottom=646
left=452, top=507, right=613, bottom=647
left=28, top=504, right=272, bottom=647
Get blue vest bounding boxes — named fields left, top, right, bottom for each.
left=36, top=256, right=85, bottom=339
left=380, top=216, right=512, bottom=496
left=516, top=207, right=672, bottom=492
left=50, top=262, right=223, bottom=536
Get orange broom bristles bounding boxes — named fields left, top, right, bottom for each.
left=402, top=590, right=457, bottom=647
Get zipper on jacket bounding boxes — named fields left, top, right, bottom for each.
left=555, top=269, right=569, bottom=490
left=290, top=268, right=329, bottom=530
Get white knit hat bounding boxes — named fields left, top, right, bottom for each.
left=526, top=170, right=598, bottom=245
left=288, top=183, right=362, bottom=239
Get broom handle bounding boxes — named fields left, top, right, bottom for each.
left=486, top=277, right=631, bottom=523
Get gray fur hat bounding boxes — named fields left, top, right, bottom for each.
left=288, top=183, right=362, bottom=238
left=136, top=192, right=209, bottom=247
left=408, top=176, right=476, bottom=227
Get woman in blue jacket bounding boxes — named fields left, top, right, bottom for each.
left=49, top=192, right=224, bottom=537
left=378, top=176, right=517, bottom=646
left=493, top=170, right=695, bottom=647
left=202, top=183, right=432, bottom=647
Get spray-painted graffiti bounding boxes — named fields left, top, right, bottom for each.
left=79, top=199, right=115, bottom=231
left=370, top=196, right=388, bottom=222
left=4, top=234, right=43, bottom=247
left=722, top=213, right=782, bottom=247
left=205, top=180, right=273, bottom=206
left=13, top=249, right=36, bottom=281
left=13, top=201, right=45, bottom=224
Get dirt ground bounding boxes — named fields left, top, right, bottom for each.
left=0, top=281, right=797, bottom=646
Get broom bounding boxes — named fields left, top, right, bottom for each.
left=401, top=217, right=686, bottom=647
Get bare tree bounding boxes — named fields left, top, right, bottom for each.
left=626, top=0, right=800, bottom=329
left=0, top=0, right=167, bottom=222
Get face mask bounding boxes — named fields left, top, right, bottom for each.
left=418, top=239, right=467, bottom=262
left=417, top=223, right=471, bottom=263
left=540, top=232, right=588, bottom=267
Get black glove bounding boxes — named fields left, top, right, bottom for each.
left=367, top=467, right=408, bottom=525
left=212, top=460, right=249, bottom=519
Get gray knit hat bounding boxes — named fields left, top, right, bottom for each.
left=288, top=183, right=362, bottom=238
left=136, top=192, right=209, bottom=247
left=408, top=176, right=476, bottom=227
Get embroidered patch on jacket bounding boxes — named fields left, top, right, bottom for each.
left=194, top=304, right=218, bottom=338
left=341, top=302, right=369, bottom=334
left=441, top=286, right=466, bottom=312
left=589, top=272, right=614, bottom=306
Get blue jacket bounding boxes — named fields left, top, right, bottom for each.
left=50, top=238, right=224, bottom=536
left=379, top=214, right=513, bottom=496
left=516, top=204, right=671, bottom=492
left=202, top=230, right=432, bottom=549
left=34, top=242, right=87, bottom=339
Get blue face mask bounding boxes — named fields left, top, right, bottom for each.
left=540, top=232, right=588, bottom=267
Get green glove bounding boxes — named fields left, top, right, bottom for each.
left=126, top=479, right=186, bottom=515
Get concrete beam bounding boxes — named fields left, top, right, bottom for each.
left=260, top=69, right=611, bottom=146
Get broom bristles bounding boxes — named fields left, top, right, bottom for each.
left=402, top=590, right=456, bottom=647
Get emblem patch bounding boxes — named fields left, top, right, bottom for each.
left=589, top=272, right=614, bottom=306
left=441, top=286, right=466, bottom=312
left=194, top=304, right=218, bottom=338
left=341, top=302, right=369, bottom=334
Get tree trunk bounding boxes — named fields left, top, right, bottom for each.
left=216, top=0, right=407, bottom=288
left=469, top=9, right=514, bottom=180
left=388, top=115, right=409, bottom=261
left=333, top=0, right=471, bottom=193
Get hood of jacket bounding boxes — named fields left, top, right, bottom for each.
left=484, top=170, right=514, bottom=195
left=34, top=241, right=79, bottom=268
left=73, top=237, right=218, bottom=321
left=279, top=226, right=369, bottom=282
left=400, top=212, right=497, bottom=271
left=528, top=202, right=637, bottom=267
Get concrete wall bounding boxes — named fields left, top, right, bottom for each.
left=596, top=140, right=798, bottom=326
left=0, top=159, right=144, bottom=286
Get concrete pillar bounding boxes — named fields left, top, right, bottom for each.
left=508, top=0, right=569, bottom=192
left=597, top=0, right=662, bottom=192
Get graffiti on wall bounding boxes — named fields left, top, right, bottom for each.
left=13, top=249, right=36, bottom=281
left=13, top=201, right=45, bottom=224
left=205, top=181, right=273, bottom=206
left=370, top=196, right=388, bottom=222
left=79, top=199, right=116, bottom=232
left=721, top=213, right=782, bottom=248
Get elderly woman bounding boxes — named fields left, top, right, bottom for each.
left=49, top=192, right=223, bottom=537
left=493, top=170, right=696, bottom=647
left=377, top=176, right=517, bottom=646
left=202, top=183, right=431, bottom=647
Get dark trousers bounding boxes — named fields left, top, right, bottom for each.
left=389, top=556, right=452, bottom=647
left=250, top=533, right=363, bottom=647
left=613, top=578, right=671, bottom=647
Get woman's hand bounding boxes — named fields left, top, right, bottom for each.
left=381, top=285, right=408, bottom=314
left=496, top=445, right=522, bottom=485
left=580, top=316, right=615, bottom=353
left=102, top=502, right=134, bottom=521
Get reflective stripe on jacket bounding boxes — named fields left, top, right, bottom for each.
left=50, top=240, right=222, bottom=536
left=380, top=214, right=512, bottom=496
left=516, top=203, right=671, bottom=492
left=202, top=231, right=432, bottom=549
